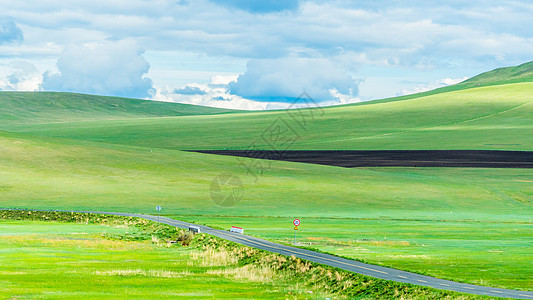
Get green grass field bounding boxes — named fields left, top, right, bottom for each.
left=4, top=83, right=532, bottom=151
left=1, top=215, right=485, bottom=299
left=0, top=91, right=236, bottom=126
left=0, top=220, right=312, bottom=299
left=0, top=63, right=532, bottom=294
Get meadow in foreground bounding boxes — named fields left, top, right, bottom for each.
left=0, top=220, right=302, bottom=299
left=1, top=214, right=483, bottom=299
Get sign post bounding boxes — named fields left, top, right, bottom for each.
left=293, top=219, right=300, bottom=245
left=156, top=205, right=161, bottom=223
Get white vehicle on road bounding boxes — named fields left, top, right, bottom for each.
left=230, top=226, right=244, bottom=234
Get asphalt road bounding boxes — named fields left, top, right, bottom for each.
left=74, top=210, right=533, bottom=299
left=191, top=150, right=533, bottom=168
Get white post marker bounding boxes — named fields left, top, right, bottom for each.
left=293, top=219, right=300, bottom=245
left=156, top=205, right=161, bottom=223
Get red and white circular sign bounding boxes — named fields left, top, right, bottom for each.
left=293, top=219, right=300, bottom=226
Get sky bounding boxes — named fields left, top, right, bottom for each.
left=1, top=0, right=533, bottom=110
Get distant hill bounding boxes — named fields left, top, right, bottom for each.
left=0, top=92, right=238, bottom=125
left=1, top=61, right=532, bottom=151
left=457, top=61, right=533, bottom=88
left=353, top=61, right=533, bottom=106
left=5, top=82, right=532, bottom=151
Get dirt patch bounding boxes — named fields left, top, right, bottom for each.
left=190, top=150, right=533, bottom=168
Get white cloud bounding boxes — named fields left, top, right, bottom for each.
left=210, top=74, right=239, bottom=85
left=153, top=77, right=268, bottom=110
left=173, top=85, right=207, bottom=95
left=5, top=0, right=533, bottom=64
left=2, top=0, right=533, bottom=107
left=153, top=71, right=362, bottom=110
left=41, top=40, right=153, bottom=98
left=228, top=57, right=359, bottom=102
left=0, top=60, right=40, bottom=91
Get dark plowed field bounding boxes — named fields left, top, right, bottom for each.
left=191, top=150, right=533, bottom=168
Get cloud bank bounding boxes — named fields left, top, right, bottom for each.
left=174, top=85, right=207, bottom=95
left=228, top=57, right=359, bottom=102
left=41, top=41, right=153, bottom=98
left=2, top=0, right=533, bottom=107
left=0, top=60, right=40, bottom=91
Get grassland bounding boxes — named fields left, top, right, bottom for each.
left=180, top=215, right=532, bottom=290
left=4, top=83, right=532, bottom=151
left=0, top=91, right=236, bottom=126
left=1, top=212, right=481, bottom=299
left=0, top=65, right=532, bottom=294
left=0, top=132, right=531, bottom=290
left=0, top=219, right=304, bottom=299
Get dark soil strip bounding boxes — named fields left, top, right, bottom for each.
left=189, top=150, right=533, bottom=168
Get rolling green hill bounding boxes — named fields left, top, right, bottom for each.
left=454, top=60, right=533, bottom=88
left=5, top=82, right=532, bottom=151
left=360, top=60, right=533, bottom=104
left=0, top=91, right=237, bottom=125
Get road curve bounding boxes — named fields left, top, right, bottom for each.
left=66, top=210, right=532, bottom=299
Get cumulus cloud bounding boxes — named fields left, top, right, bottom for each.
left=41, top=40, right=153, bottom=98
left=228, top=57, right=359, bottom=102
left=3, top=0, right=533, bottom=107
left=0, top=20, right=23, bottom=45
left=173, top=85, right=206, bottom=95
left=153, top=80, right=269, bottom=110
left=0, top=60, right=40, bottom=91
left=153, top=75, right=326, bottom=110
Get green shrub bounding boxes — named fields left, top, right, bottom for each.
left=176, top=230, right=194, bottom=246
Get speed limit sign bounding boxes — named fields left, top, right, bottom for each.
left=293, top=219, right=300, bottom=226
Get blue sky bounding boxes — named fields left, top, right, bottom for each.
left=1, top=0, right=532, bottom=109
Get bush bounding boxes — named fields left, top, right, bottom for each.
left=176, top=230, right=194, bottom=246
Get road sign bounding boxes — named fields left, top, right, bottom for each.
left=156, top=206, right=162, bottom=224
left=293, top=219, right=300, bottom=245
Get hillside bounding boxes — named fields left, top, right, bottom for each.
left=2, top=62, right=531, bottom=151
left=351, top=60, right=533, bottom=105
left=0, top=120, right=531, bottom=290
left=5, top=82, right=532, bottom=151
left=0, top=92, right=237, bottom=125
left=457, top=60, right=533, bottom=88
left=1, top=61, right=531, bottom=125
